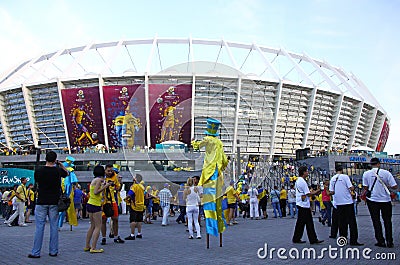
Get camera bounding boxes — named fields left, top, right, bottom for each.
left=108, top=180, right=115, bottom=186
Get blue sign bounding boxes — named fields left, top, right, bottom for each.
left=0, top=168, right=34, bottom=187
left=349, top=157, right=367, bottom=162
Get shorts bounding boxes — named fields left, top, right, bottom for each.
left=129, top=208, right=144, bottom=223
left=87, top=203, right=102, bottom=213
left=102, top=202, right=119, bottom=219
left=152, top=203, right=159, bottom=212
left=259, top=197, right=268, bottom=211
left=74, top=203, right=82, bottom=210
left=228, top=203, right=236, bottom=209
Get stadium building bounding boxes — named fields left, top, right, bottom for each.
left=0, top=37, right=390, bottom=158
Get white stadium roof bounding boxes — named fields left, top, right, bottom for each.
left=0, top=37, right=384, bottom=113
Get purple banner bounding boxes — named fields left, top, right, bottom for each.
left=102, top=85, right=146, bottom=149
left=61, top=87, right=104, bottom=148
left=149, top=84, right=192, bottom=148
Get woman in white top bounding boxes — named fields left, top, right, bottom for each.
left=184, top=177, right=201, bottom=239
left=247, top=185, right=259, bottom=219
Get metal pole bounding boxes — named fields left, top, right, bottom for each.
left=236, top=139, right=240, bottom=182
left=35, top=140, right=41, bottom=169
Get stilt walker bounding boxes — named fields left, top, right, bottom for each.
left=194, top=118, right=229, bottom=248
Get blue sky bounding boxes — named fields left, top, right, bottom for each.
left=0, top=0, right=399, bottom=154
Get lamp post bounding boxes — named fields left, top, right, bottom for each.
left=35, top=140, right=41, bottom=168
left=236, top=139, right=240, bottom=182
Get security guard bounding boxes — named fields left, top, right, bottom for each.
left=362, top=158, right=397, bottom=248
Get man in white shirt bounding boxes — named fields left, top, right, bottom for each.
left=363, top=158, right=397, bottom=248
left=292, top=166, right=323, bottom=244
left=329, top=164, right=362, bottom=246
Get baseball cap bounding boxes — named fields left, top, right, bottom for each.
left=370, top=158, right=380, bottom=165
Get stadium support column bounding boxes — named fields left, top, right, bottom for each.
left=22, top=84, right=39, bottom=147
left=57, top=79, right=71, bottom=154
left=366, top=109, right=377, bottom=146
left=302, top=86, right=317, bottom=149
left=328, top=93, right=344, bottom=150
left=347, top=101, right=364, bottom=150
left=0, top=93, right=12, bottom=149
left=191, top=75, right=196, bottom=140
left=269, top=81, right=283, bottom=160
left=233, top=77, right=242, bottom=181
left=145, top=74, right=151, bottom=148
left=98, top=75, right=109, bottom=151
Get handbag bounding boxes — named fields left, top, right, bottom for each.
left=103, top=188, right=114, bottom=217
left=58, top=191, right=71, bottom=212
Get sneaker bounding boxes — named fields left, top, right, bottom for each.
left=19, top=223, right=28, bottom=227
left=188, top=235, right=194, bottom=239
left=7, top=223, right=12, bottom=227
left=108, top=233, right=114, bottom=238
left=114, top=237, right=125, bottom=243
left=196, top=236, right=202, bottom=239
left=101, top=238, right=106, bottom=245
left=49, top=253, right=57, bottom=257
left=28, top=254, right=40, bottom=258
left=124, top=235, right=135, bottom=240
left=136, top=234, right=142, bottom=239
left=89, top=249, right=104, bottom=253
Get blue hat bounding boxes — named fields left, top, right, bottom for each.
left=204, top=118, right=221, bottom=136
left=66, top=156, right=75, bottom=163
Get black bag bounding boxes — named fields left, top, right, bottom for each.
left=58, top=192, right=71, bottom=212
left=103, top=188, right=114, bottom=217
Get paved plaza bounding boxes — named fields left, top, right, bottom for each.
left=1, top=203, right=399, bottom=265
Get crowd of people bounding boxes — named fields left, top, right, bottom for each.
left=1, top=151, right=399, bottom=259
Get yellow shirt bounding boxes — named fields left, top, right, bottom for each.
left=130, top=183, right=145, bottom=211
left=104, top=173, right=120, bottom=203
left=198, top=136, right=228, bottom=186
left=152, top=190, right=160, bottom=204
left=225, top=186, right=236, bottom=204
left=16, top=184, right=27, bottom=202
left=280, top=189, right=287, bottom=200
left=88, top=185, right=102, bottom=206
left=28, top=189, right=34, bottom=202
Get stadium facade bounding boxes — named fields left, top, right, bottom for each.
left=0, top=37, right=390, bottom=157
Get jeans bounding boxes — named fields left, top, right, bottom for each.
left=272, top=201, right=282, bottom=217
left=31, top=205, right=59, bottom=256
left=322, top=201, right=332, bottom=226
left=288, top=202, right=297, bottom=218
left=161, top=205, right=169, bottom=225
left=176, top=206, right=186, bottom=223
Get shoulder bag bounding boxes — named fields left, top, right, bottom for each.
left=58, top=190, right=71, bottom=212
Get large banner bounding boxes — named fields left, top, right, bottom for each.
left=61, top=87, right=104, bottom=148
left=0, top=168, right=34, bottom=187
left=376, top=120, right=390, bottom=152
left=102, top=85, right=146, bottom=149
left=149, top=84, right=192, bottom=148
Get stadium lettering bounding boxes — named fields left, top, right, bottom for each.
left=349, top=157, right=367, bottom=162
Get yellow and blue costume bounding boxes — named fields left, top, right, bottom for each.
left=197, top=118, right=228, bottom=237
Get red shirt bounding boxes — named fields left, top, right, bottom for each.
left=322, top=189, right=331, bottom=202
